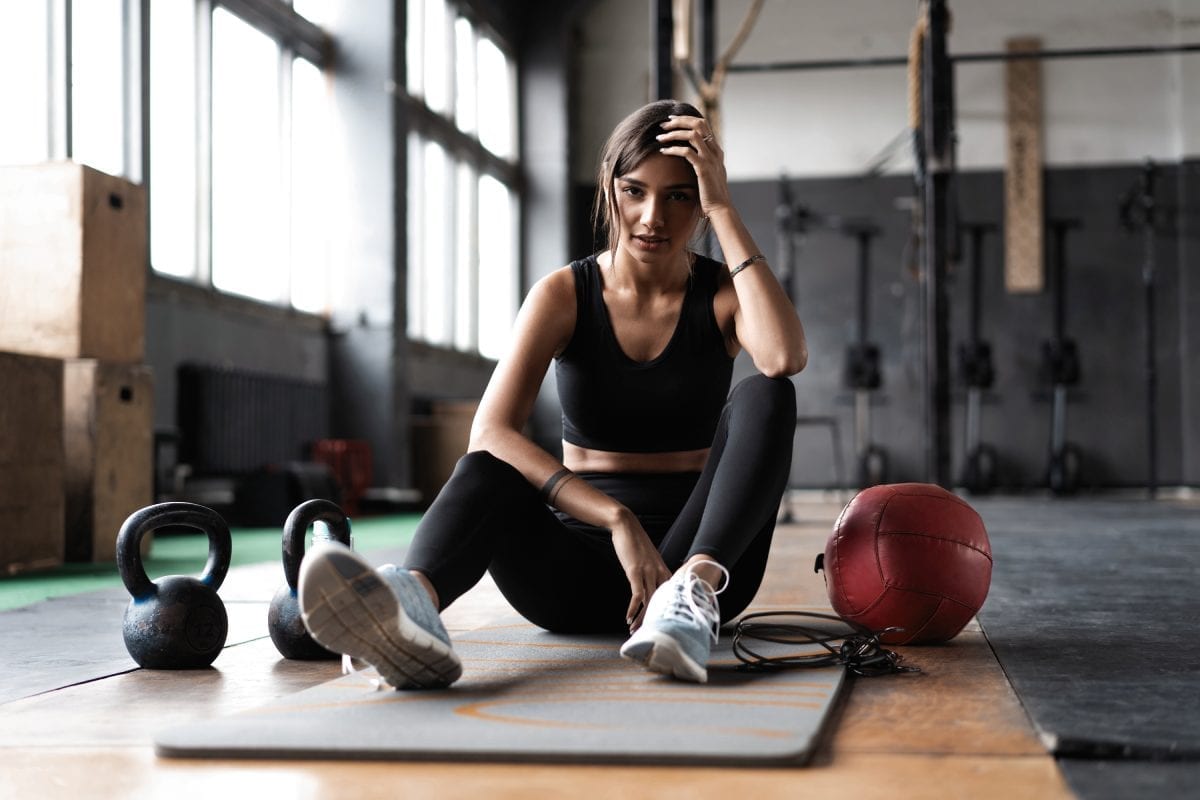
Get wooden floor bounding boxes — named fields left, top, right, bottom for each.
left=0, top=500, right=1072, bottom=799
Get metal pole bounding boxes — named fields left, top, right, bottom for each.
left=1141, top=161, right=1158, bottom=498
left=1052, top=222, right=1067, bottom=343
left=700, top=0, right=715, bottom=82
left=967, top=225, right=984, bottom=345
left=857, top=230, right=870, bottom=345
left=922, top=0, right=954, bottom=487
left=728, top=42, right=1200, bottom=74
left=651, top=0, right=673, bottom=100
left=775, top=177, right=797, bottom=305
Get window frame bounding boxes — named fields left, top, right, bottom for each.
left=8, top=0, right=524, bottom=338
left=402, top=0, right=521, bottom=359
left=4, top=1, right=333, bottom=312
left=158, top=0, right=334, bottom=310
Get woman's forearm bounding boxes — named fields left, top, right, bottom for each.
left=468, top=423, right=631, bottom=531
left=708, top=205, right=808, bottom=377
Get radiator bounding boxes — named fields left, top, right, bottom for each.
left=177, top=363, right=328, bottom=476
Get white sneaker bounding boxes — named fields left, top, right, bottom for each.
left=298, top=542, right=461, bottom=689
left=619, top=562, right=729, bottom=683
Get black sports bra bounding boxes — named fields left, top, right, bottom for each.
left=555, top=254, right=734, bottom=453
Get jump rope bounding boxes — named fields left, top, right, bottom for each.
left=731, top=611, right=920, bottom=677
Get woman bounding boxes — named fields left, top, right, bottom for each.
left=299, top=100, right=807, bottom=688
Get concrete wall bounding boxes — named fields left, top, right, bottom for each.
left=722, top=165, right=1184, bottom=489
left=144, top=282, right=326, bottom=433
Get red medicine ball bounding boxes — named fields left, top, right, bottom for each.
left=822, top=483, right=992, bottom=645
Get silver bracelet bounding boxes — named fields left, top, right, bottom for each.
left=729, top=254, right=765, bottom=278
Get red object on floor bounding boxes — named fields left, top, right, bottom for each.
left=822, top=483, right=992, bottom=645
left=311, top=439, right=373, bottom=516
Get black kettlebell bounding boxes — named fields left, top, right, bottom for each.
left=117, top=502, right=232, bottom=669
left=268, top=499, right=353, bottom=660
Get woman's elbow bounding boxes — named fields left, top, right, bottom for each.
left=756, top=345, right=808, bottom=378
left=468, top=418, right=524, bottom=454
left=467, top=421, right=497, bottom=453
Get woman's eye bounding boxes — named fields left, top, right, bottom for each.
left=670, top=191, right=692, bottom=202
left=622, top=186, right=642, bottom=197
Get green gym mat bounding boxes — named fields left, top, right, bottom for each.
left=0, top=515, right=420, bottom=611
left=155, top=617, right=847, bottom=765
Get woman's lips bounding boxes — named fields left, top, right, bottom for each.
left=634, top=235, right=668, bottom=251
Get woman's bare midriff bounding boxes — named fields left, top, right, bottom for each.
left=562, top=441, right=710, bottom=474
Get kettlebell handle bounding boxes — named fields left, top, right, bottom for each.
left=282, top=499, right=353, bottom=589
left=117, top=502, right=233, bottom=600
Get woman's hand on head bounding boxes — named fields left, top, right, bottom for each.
left=609, top=511, right=672, bottom=632
left=656, top=114, right=732, bottom=217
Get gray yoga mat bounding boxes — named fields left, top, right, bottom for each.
left=156, top=617, right=847, bottom=765
left=974, top=497, right=1200, bottom=780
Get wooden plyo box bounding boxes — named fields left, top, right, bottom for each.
left=0, top=352, right=66, bottom=574
left=63, top=360, right=154, bottom=562
left=411, top=401, right=478, bottom=506
left=0, top=162, right=146, bottom=363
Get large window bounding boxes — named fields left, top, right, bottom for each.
left=150, top=1, right=334, bottom=313
left=405, top=0, right=519, bottom=360
left=0, top=0, right=135, bottom=174
left=71, top=0, right=129, bottom=179
left=2, top=0, right=518, bottom=337
left=0, top=4, right=53, bottom=165
left=0, top=1, right=333, bottom=315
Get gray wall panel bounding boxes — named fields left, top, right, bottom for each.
left=145, top=293, right=326, bottom=433
left=716, top=163, right=1188, bottom=489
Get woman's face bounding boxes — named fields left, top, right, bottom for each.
left=612, top=152, right=700, bottom=267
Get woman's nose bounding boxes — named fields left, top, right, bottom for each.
left=640, top=195, right=665, bottom=228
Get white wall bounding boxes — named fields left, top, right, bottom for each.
left=574, top=0, right=1200, bottom=181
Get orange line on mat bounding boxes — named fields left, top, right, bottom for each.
left=454, top=696, right=817, bottom=737
left=455, top=638, right=623, bottom=650
left=460, top=678, right=833, bottom=697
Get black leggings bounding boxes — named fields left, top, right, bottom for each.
left=403, top=374, right=796, bottom=634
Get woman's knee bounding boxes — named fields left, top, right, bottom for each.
left=729, top=374, right=796, bottom=430
left=442, top=449, right=529, bottom=499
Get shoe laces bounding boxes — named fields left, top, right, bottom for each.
left=661, top=563, right=730, bottom=644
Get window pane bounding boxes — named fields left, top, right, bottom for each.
left=406, top=132, right=425, bottom=339
left=71, top=0, right=125, bottom=177
left=211, top=8, right=285, bottom=303
left=0, top=3, right=50, bottom=165
left=454, top=162, right=476, bottom=351
left=477, top=174, right=517, bottom=359
left=454, top=17, right=476, bottom=134
left=422, top=0, right=450, bottom=114
left=149, top=0, right=197, bottom=279
left=476, top=36, right=513, bottom=158
left=419, top=140, right=451, bottom=345
left=405, top=0, right=423, bottom=96
left=293, top=0, right=329, bottom=25
left=290, top=58, right=331, bottom=313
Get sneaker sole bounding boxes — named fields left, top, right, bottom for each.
left=299, top=547, right=462, bottom=689
left=619, top=630, right=708, bottom=683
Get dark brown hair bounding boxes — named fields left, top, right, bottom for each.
left=591, top=99, right=706, bottom=259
